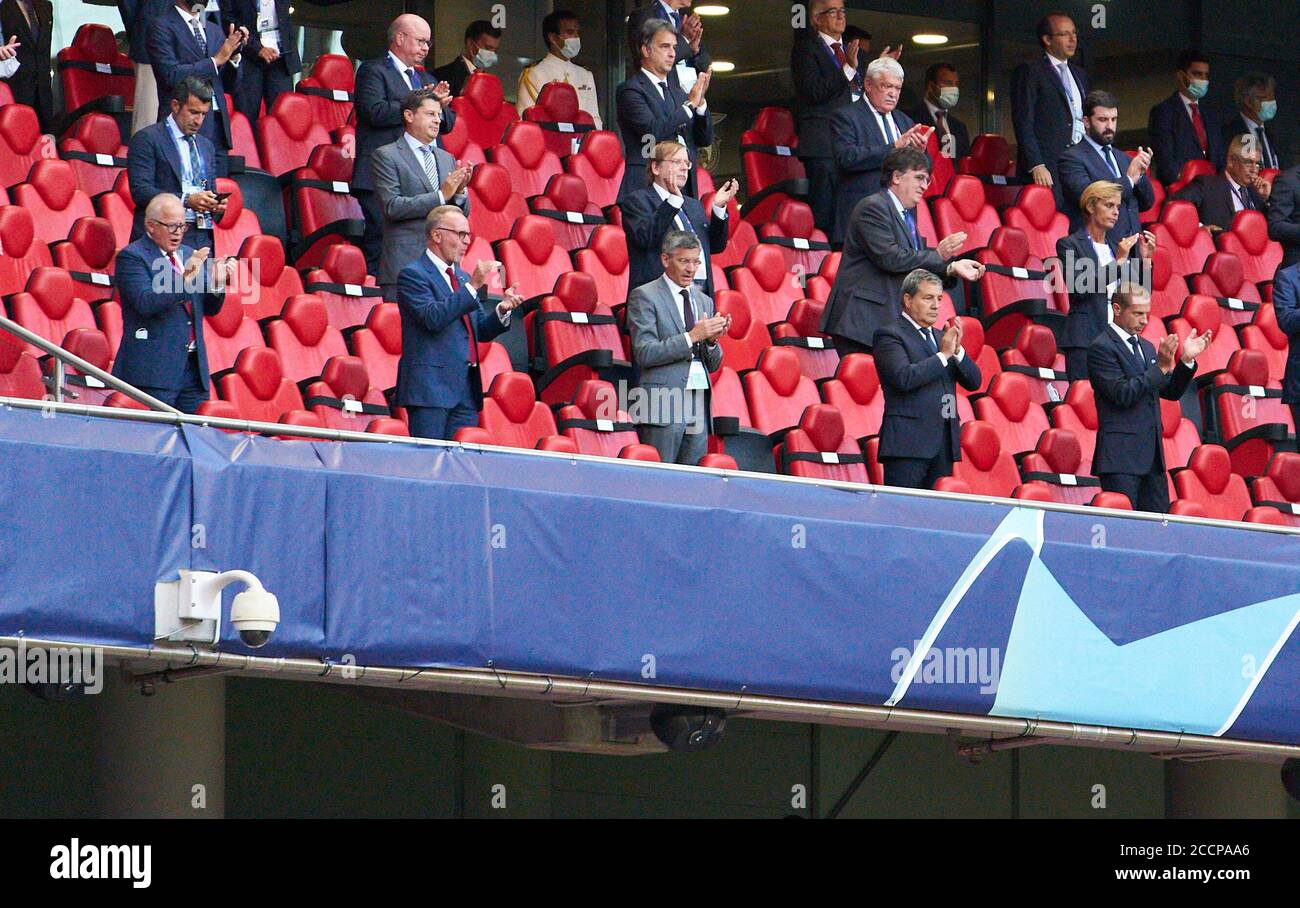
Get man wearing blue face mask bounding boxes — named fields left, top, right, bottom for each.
left=1224, top=71, right=1280, bottom=171
left=432, top=20, right=504, bottom=98
left=909, top=61, right=970, bottom=161
left=1148, top=49, right=1224, bottom=185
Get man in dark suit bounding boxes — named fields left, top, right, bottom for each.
left=120, top=0, right=174, bottom=133
left=1010, top=12, right=1089, bottom=204
left=354, top=14, right=457, bottom=273
left=1058, top=90, right=1155, bottom=243
left=1147, top=50, right=1224, bottom=186
left=1269, top=165, right=1300, bottom=268
left=909, top=61, right=970, bottom=162
left=0, top=0, right=52, bottom=130
left=1087, top=283, right=1211, bottom=513
left=616, top=17, right=714, bottom=201
left=1222, top=72, right=1280, bottom=172
left=431, top=19, right=503, bottom=97
left=221, top=0, right=299, bottom=122
left=626, top=1, right=710, bottom=84
left=621, top=139, right=737, bottom=298
left=821, top=147, right=984, bottom=354
left=874, top=268, right=982, bottom=490
left=126, top=76, right=225, bottom=248
left=395, top=206, right=524, bottom=440
left=830, top=57, right=929, bottom=245
left=114, top=193, right=237, bottom=413
left=1172, top=134, right=1272, bottom=233
left=1272, top=263, right=1300, bottom=433
left=148, top=1, right=247, bottom=177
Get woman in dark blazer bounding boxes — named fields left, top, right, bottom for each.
left=1056, top=180, right=1154, bottom=379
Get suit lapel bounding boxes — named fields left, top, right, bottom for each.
left=1041, top=56, right=1072, bottom=108
left=661, top=280, right=686, bottom=334
left=158, top=123, right=185, bottom=184
left=397, top=140, right=433, bottom=192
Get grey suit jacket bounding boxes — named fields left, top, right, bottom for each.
left=627, top=278, right=722, bottom=424
left=371, top=137, right=470, bottom=286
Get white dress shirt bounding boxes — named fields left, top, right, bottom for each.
left=403, top=131, right=449, bottom=204
left=0, top=56, right=18, bottom=80
left=424, top=249, right=511, bottom=325
left=818, top=30, right=858, bottom=83
left=652, top=181, right=726, bottom=227
left=866, top=99, right=900, bottom=145
left=640, top=67, right=706, bottom=119
left=1091, top=237, right=1118, bottom=316
left=389, top=51, right=421, bottom=91
left=1045, top=52, right=1083, bottom=142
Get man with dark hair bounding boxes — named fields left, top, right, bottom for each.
left=616, top=17, right=714, bottom=200
left=626, top=1, right=710, bottom=87
left=1172, top=133, right=1271, bottom=232
left=1088, top=283, right=1210, bottom=513
left=1010, top=11, right=1090, bottom=204
left=221, top=0, right=301, bottom=122
left=371, top=88, right=473, bottom=299
left=1058, top=89, right=1154, bottom=244
left=821, top=147, right=983, bottom=353
left=874, top=268, right=981, bottom=490
left=1223, top=71, right=1280, bottom=171
left=1147, top=49, right=1224, bottom=185
left=127, top=75, right=226, bottom=249
left=432, top=19, right=504, bottom=97
left=0, top=0, right=52, bottom=131
left=909, top=61, right=970, bottom=161
left=518, top=9, right=602, bottom=128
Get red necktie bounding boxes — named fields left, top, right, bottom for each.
left=1188, top=101, right=1208, bottom=155
left=172, top=253, right=196, bottom=344
left=831, top=41, right=847, bottom=68
left=448, top=266, right=479, bottom=366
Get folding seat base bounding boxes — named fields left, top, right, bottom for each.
left=710, top=424, right=776, bottom=473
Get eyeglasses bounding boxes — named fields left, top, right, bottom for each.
left=654, top=158, right=693, bottom=169
left=1232, top=156, right=1262, bottom=170
left=436, top=227, right=473, bottom=242
left=148, top=219, right=189, bottom=234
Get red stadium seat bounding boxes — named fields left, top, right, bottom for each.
left=739, top=106, right=807, bottom=226
left=490, top=121, right=563, bottom=199
left=758, top=200, right=831, bottom=275
left=820, top=353, right=884, bottom=443
left=1140, top=173, right=1165, bottom=227
left=1150, top=200, right=1216, bottom=278
left=923, top=127, right=956, bottom=199
left=265, top=294, right=349, bottom=385
left=707, top=192, right=760, bottom=270
left=295, top=54, right=356, bottom=134
left=999, top=323, right=1068, bottom=404
left=1147, top=243, right=1190, bottom=324
left=728, top=244, right=801, bottom=327
left=528, top=272, right=628, bottom=406
left=1018, top=428, right=1099, bottom=504
left=302, top=355, right=391, bottom=430
left=94, top=169, right=134, bottom=249
left=228, top=235, right=304, bottom=321
left=528, top=173, right=605, bottom=252
left=1168, top=499, right=1209, bottom=518
left=779, top=403, right=869, bottom=482
left=803, top=249, right=839, bottom=301
left=574, top=225, right=630, bottom=306
left=466, top=371, right=559, bottom=450
left=257, top=93, right=332, bottom=178
left=218, top=346, right=305, bottom=422
left=563, top=130, right=624, bottom=210
left=706, top=363, right=774, bottom=472
left=1051, top=381, right=1098, bottom=472
left=1209, top=349, right=1295, bottom=477
left=1243, top=506, right=1295, bottom=526
left=933, top=175, right=1001, bottom=257
left=742, top=346, right=820, bottom=437
left=770, top=297, right=839, bottom=380
left=212, top=177, right=262, bottom=259
left=1168, top=158, right=1215, bottom=196
left=939, top=420, right=1021, bottom=497
left=1160, top=398, right=1201, bottom=478
left=57, top=112, right=127, bottom=196
left=450, top=72, right=519, bottom=150
left=955, top=315, right=999, bottom=396
left=1248, top=452, right=1300, bottom=526
left=348, top=302, right=401, bottom=392
left=288, top=142, right=363, bottom=267
left=974, top=226, right=1059, bottom=349
left=440, top=112, right=488, bottom=168
left=1215, top=210, right=1283, bottom=290
left=1002, top=184, right=1069, bottom=262
left=202, top=292, right=266, bottom=378
left=557, top=379, right=639, bottom=457
left=44, top=326, right=115, bottom=405
left=51, top=216, right=118, bottom=304
left=1240, top=304, right=1288, bottom=386
left=1091, top=491, right=1133, bottom=510
left=1173, top=444, right=1252, bottom=521
left=1012, top=481, right=1055, bottom=502
left=467, top=162, right=529, bottom=244
left=1168, top=293, right=1240, bottom=379
left=699, top=452, right=738, bottom=469
left=7, top=267, right=98, bottom=357
left=56, top=24, right=134, bottom=120
left=714, top=289, right=770, bottom=374
left=522, top=81, right=596, bottom=158
left=0, top=103, right=54, bottom=189
left=226, top=100, right=262, bottom=170
left=973, top=371, right=1050, bottom=456
left=1189, top=251, right=1262, bottom=327
left=0, top=332, right=43, bottom=400
left=274, top=409, right=329, bottom=439
left=957, top=134, right=1015, bottom=178
left=616, top=443, right=659, bottom=462
left=303, top=244, right=384, bottom=330
left=496, top=215, right=569, bottom=303
left=12, top=159, right=96, bottom=244
left=366, top=417, right=409, bottom=437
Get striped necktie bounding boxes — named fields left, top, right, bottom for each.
left=419, top=145, right=441, bottom=191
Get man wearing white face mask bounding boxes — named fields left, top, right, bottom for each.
left=1148, top=50, right=1225, bottom=186
left=517, top=9, right=602, bottom=129
left=432, top=19, right=504, bottom=97
left=1224, top=71, right=1280, bottom=172
left=909, top=62, right=969, bottom=161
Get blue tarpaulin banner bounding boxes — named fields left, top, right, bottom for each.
left=1, top=406, right=1298, bottom=745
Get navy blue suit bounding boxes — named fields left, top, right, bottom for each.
left=114, top=236, right=226, bottom=412
left=620, top=188, right=728, bottom=299
left=119, top=0, right=175, bottom=64
left=1271, top=264, right=1300, bottom=431
left=615, top=71, right=714, bottom=200
left=126, top=119, right=217, bottom=242
left=1147, top=91, right=1224, bottom=186
left=1010, top=55, right=1090, bottom=202
left=221, top=0, right=300, bottom=121
left=1057, top=139, right=1154, bottom=242
left=1056, top=228, right=1145, bottom=379
left=395, top=254, right=509, bottom=439
left=873, top=314, right=982, bottom=489
left=1087, top=327, right=1196, bottom=513
left=147, top=7, right=238, bottom=174
left=829, top=100, right=913, bottom=245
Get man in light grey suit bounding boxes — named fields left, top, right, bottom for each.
left=626, top=230, right=728, bottom=465
left=371, top=86, right=473, bottom=298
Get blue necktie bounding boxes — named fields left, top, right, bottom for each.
left=1102, top=145, right=1120, bottom=179
left=903, top=209, right=920, bottom=250
left=190, top=18, right=206, bottom=54
left=922, top=327, right=939, bottom=354
left=1128, top=336, right=1144, bottom=368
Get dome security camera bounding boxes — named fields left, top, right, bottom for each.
left=230, top=586, right=280, bottom=648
